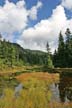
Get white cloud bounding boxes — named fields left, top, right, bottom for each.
left=29, top=1, right=43, bottom=20
left=0, top=0, right=28, bottom=34
left=0, top=0, right=72, bottom=52
left=62, top=0, right=72, bottom=10
left=17, top=5, right=72, bottom=52
left=0, top=0, right=42, bottom=41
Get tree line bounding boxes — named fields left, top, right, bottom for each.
left=0, top=28, right=72, bottom=69
left=53, top=28, right=72, bottom=68
left=0, top=36, right=47, bottom=68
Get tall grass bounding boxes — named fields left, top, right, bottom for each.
left=0, top=73, right=72, bottom=108
left=0, top=77, right=72, bottom=108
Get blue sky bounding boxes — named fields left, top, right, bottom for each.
left=0, top=0, right=72, bottom=52
left=0, top=0, right=71, bottom=24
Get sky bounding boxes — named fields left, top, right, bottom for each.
left=0, top=0, right=72, bottom=52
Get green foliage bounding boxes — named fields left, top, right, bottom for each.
left=53, top=28, right=72, bottom=67
left=0, top=28, right=72, bottom=68
left=57, top=32, right=65, bottom=67
left=47, top=54, right=54, bottom=68
left=46, top=42, right=54, bottom=69
left=0, top=37, right=48, bottom=68
left=65, top=28, right=72, bottom=67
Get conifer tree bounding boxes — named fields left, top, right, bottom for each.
left=65, top=28, right=72, bottom=67
left=57, top=31, right=65, bottom=67
left=53, top=49, right=58, bottom=67
left=46, top=42, right=54, bottom=68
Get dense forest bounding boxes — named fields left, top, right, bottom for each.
left=0, top=37, right=47, bottom=68
left=0, top=28, right=72, bottom=68
left=53, top=28, right=72, bottom=68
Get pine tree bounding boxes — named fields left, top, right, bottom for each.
left=57, top=31, right=65, bottom=67
left=65, top=28, right=72, bottom=67
left=0, top=40, right=3, bottom=59
left=46, top=42, right=54, bottom=68
left=65, top=28, right=71, bottom=44
left=0, top=34, right=3, bottom=67
left=6, top=42, right=15, bottom=67
left=0, top=34, right=3, bottom=59
left=53, top=49, right=58, bottom=67
left=0, top=34, right=2, bottom=41
left=10, top=45, right=16, bottom=67
left=58, top=32, right=65, bottom=52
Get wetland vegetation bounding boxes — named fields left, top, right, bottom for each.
left=0, top=28, right=72, bottom=108
left=0, top=72, right=72, bottom=108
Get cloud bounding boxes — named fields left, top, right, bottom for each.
left=0, top=0, right=42, bottom=41
left=29, top=1, right=43, bottom=20
left=62, top=0, right=72, bottom=10
left=17, top=5, right=72, bottom=52
left=0, top=0, right=28, bottom=34
left=0, top=0, right=72, bottom=52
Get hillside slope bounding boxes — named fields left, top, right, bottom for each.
left=0, top=40, right=47, bottom=67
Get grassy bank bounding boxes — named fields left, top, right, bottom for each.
left=0, top=65, right=43, bottom=74
left=0, top=65, right=72, bottom=76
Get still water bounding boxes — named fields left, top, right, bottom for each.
left=0, top=72, right=72, bottom=103
left=51, top=72, right=72, bottom=103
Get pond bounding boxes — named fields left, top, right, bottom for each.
left=51, top=72, right=72, bottom=103
left=0, top=72, right=72, bottom=108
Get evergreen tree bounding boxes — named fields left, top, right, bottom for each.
left=65, top=28, right=71, bottom=44
left=0, top=34, right=3, bottom=67
left=6, top=42, right=16, bottom=67
left=46, top=42, right=54, bottom=68
left=58, top=32, right=65, bottom=52
left=65, top=28, right=72, bottom=67
left=0, top=34, right=2, bottom=41
left=10, top=45, right=16, bottom=67
left=2, top=39, right=8, bottom=62
left=53, top=49, right=58, bottom=67
left=0, top=34, right=4, bottom=60
left=0, top=40, right=3, bottom=59
left=53, top=29, right=72, bottom=68
left=57, top=31, right=65, bottom=67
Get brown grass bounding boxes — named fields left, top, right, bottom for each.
left=16, top=72, right=59, bottom=83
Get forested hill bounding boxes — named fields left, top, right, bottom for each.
left=0, top=40, right=47, bottom=67
left=0, top=28, right=72, bottom=68
left=14, top=43, right=47, bottom=65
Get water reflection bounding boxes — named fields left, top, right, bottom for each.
left=15, top=83, right=23, bottom=97
left=0, top=72, right=72, bottom=103
left=0, top=75, right=19, bottom=97
left=59, top=72, right=72, bottom=102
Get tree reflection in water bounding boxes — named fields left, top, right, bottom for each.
left=59, top=72, right=72, bottom=102
left=0, top=76, right=19, bottom=97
